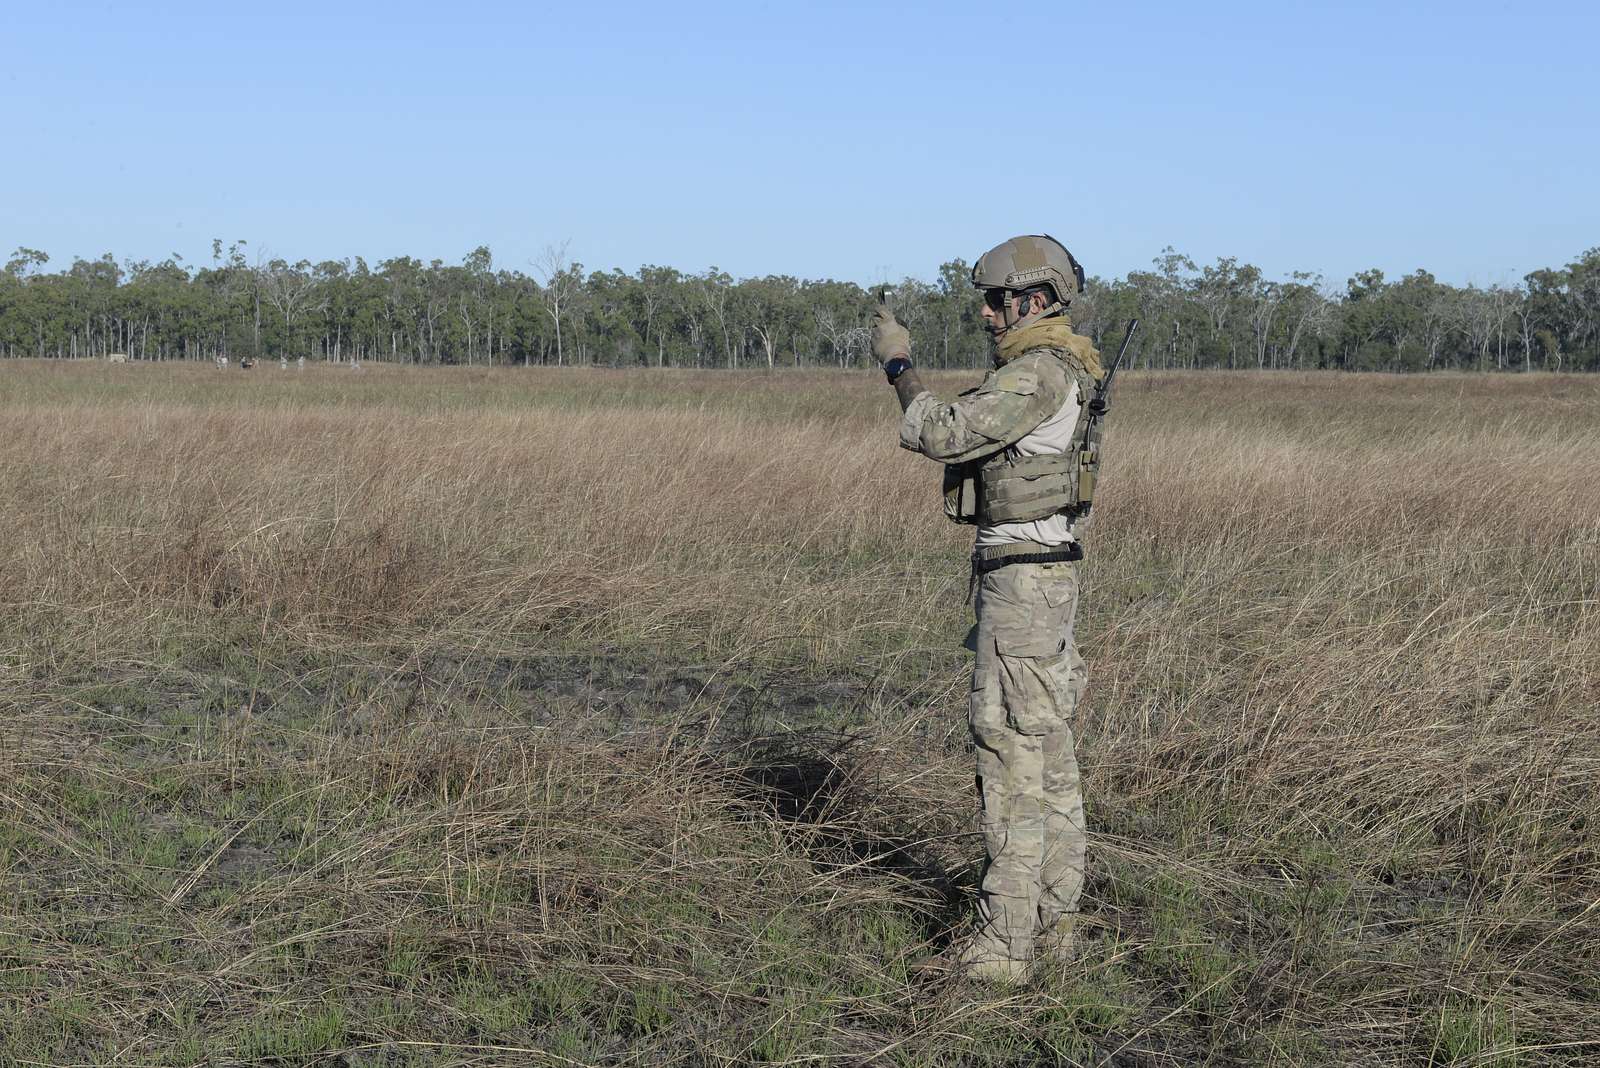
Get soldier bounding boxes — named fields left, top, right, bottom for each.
left=872, top=235, right=1102, bottom=983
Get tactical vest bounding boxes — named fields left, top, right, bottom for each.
left=943, top=349, right=1102, bottom=526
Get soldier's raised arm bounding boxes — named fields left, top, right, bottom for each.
left=870, top=289, right=1075, bottom=465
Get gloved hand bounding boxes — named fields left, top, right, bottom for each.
left=871, top=290, right=911, bottom=365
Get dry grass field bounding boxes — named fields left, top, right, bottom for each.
left=2, top=360, right=1597, bottom=1066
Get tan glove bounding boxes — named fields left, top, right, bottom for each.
left=870, top=290, right=911, bottom=365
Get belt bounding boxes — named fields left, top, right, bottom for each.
left=970, top=540, right=1083, bottom=575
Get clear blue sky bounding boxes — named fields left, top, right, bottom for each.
left=4, top=1, right=1595, bottom=288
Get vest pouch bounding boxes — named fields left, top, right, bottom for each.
left=1076, top=448, right=1098, bottom=515
left=980, top=451, right=1078, bottom=524
left=943, top=461, right=980, bottom=525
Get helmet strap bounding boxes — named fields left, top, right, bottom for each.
left=989, top=289, right=1066, bottom=345
left=1010, top=292, right=1064, bottom=331
left=1003, top=291, right=1021, bottom=332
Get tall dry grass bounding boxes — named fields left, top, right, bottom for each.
left=1, top=361, right=1597, bottom=1065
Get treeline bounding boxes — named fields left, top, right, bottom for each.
left=3, top=240, right=1598, bottom=372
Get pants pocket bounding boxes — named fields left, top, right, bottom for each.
left=998, top=649, right=1071, bottom=736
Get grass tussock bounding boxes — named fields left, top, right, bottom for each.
left=1, top=361, right=1598, bottom=1066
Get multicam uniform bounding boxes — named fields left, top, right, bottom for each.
left=897, top=317, right=1102, bottom=970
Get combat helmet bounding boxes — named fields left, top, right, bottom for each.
left=971, top=234, right=1085, bottom=328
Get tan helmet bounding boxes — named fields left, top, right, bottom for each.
left=970, top=234, right=1085, bottom=307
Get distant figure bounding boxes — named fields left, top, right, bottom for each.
left=240, top=357, right=255, bottom=370
left=216, top=355, right=229, bottom=371
left=280, top=356, right=289, bottom=370
left=297, top=356, right=306, bottom=371
left=107, top=352, right=128, bottom=364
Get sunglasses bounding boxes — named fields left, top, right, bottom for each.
left=981, top=289, right=1011, bottom=313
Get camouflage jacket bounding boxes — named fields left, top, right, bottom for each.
left=898, top=348, right=1077, bottom=464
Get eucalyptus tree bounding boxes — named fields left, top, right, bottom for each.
left=1245, top=275, right=1281, bottom=369
left=1335, top=269, right=1391, bottom=369
left=808, top=279, right=871, bottom=368
left=742, top=274, right=804, bottom=368
left=1192, top=256, right=1253, bottom=368
left=123, top=256, right=190, bottom=360
left=1071, top=274, right=1138, bottom=360
left=931, top=259, right=988, bottom=367
left=496, top=269, right=546, bottom=366
left=190, top=240, right=253, bottom=360
left=628, top=265, right=678, bottom=366
left=1563, top=248, right=1600, bottom=367
left=1274, top=273, right=1333, bottom=370
left=1453, top=285, right=1518, bottom=373
left=1126, top=249, right=1201, bottom=370
left=695, top=268, right=739, bottom=368
left=256, top=258, right=323, bottom=361
left=378, top=257, right=421, bottom=362
left=534, top=242, right=580, bottom=366
left=313, top=259, right=354, bottom=363
left=342, top=257, right=391, bottom=363
left=584, top=268, right=643, bottom=366
left=448, top=246, right=499, bottom=365
left=2, top=249, right=52, bottom=357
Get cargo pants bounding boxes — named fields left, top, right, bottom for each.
left=968, top=559, right=1087, bottom=962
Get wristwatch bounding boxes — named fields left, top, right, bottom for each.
left=883, top=356, right=913, bottom=383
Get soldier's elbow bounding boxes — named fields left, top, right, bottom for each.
left=919, top=439, right=976, bottom=464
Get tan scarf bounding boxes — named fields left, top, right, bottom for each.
left=995, top=317, right=1104, bottom=380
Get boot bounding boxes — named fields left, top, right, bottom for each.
left=963, top=954, right=1030, bottom=984
left=911, top=933, right=1031, bottom=985
left=953, top=932, right=1031, bottom=984
left=1037, top=914, right=1079, bottom=963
